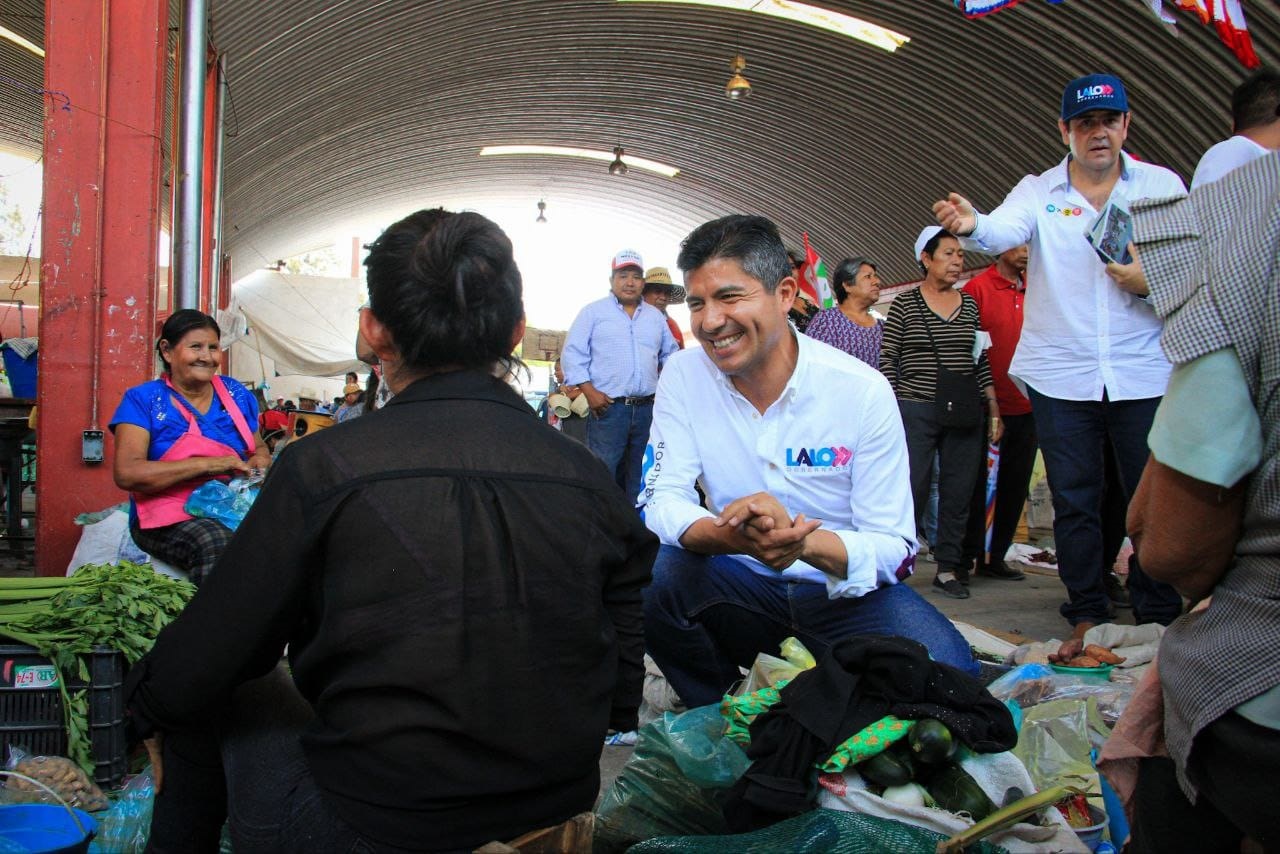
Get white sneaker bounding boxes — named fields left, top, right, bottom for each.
left=604, top=729, right=638, bottom=747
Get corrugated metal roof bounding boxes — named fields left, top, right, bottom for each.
left=3, top=1, right=1277, bottom=284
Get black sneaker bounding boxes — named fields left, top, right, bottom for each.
left=980, top=560, right=1026, bottom=581
left=932, top=576, right=970, bottom=599
left=1105, top=572, right=1132, bottom=608
left=955, top=562, right=972, bottom=586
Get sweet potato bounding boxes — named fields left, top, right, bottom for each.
left=8, top=755, right=109, bottom=811
left=1084, top=644, right=1126, bottom=665
left=1065, top=655, right=1102, bottom=668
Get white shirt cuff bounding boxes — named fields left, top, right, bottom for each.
left=825, top=531, right=881, bottom=599
left=648, top=502, right=716, bottom=548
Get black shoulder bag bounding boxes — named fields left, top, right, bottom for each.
left=915, top=291, right=983, bottom=428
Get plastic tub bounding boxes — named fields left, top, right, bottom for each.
left=1073, top=803, right=1110, bottom=851
left=0, top=803, right=97, bottom=853
left=1049, top=662, right=1114, bottom=684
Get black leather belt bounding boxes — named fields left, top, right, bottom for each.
left=620, top=395, right=655, bottom=406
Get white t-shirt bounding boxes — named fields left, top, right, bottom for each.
left=640, top=333, right=916, bottom=599
left=965, top=152, right=1187, bottom=402
left=1191, top=135, right=1271, bottom=190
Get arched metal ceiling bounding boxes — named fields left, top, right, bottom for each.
left=3, top=1, right=1278, bottom=285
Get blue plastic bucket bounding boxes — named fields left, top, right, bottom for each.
left=0, top=348, right=36, bottom=399
left=0, top=804, right=97, bottom=853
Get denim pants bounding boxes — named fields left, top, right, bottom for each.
left=642, top=546, right=978, bottom=708
left=1026, top=388, right=1182, bottom=626
left=898, top=401, right=985, bottom=576
left=586, top=400, right=653, bottom=506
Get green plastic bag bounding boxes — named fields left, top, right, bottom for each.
left=593, top=705, right=750, bottom=853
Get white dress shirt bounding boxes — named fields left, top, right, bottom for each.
left=640, top=333, right=916, bottom=599
left=965, top=152, right=1187, bottom=402
left=1191, top=135, right=1271, bottom=190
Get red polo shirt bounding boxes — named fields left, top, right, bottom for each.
left=963, top=264, right=1031, bottom=416
left=666, top=315, right=685, bottom=348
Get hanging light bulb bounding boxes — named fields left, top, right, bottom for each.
left=536, top=199, right=548, bottom=223
left=608, top=146, right=628, bottom=176
left=725, top=54, right=752, bottom=100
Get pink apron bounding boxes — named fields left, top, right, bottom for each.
left=134, top=375, right=256, bottom=529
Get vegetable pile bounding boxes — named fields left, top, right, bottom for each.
left=0, top=561, right=195, bottom=774
left=856, top=718, right=996, bottom=821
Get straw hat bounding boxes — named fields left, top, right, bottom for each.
left=643, top=266, right=686, bottom=305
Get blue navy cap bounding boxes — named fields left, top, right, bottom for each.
left=1061, top=74, right=1129, bottom=121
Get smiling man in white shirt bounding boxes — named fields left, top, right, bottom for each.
left=933, top=73, right=1185, bottom=638
left=639, top=214, right=976, bottom=708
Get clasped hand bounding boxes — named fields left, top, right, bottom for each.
left=713, top=492, right=821, bottom=570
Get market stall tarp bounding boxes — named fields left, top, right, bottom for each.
left=219, top=269, right=366, bottom=380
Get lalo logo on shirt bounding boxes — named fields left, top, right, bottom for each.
left=785, top=446, right=852, bottom=470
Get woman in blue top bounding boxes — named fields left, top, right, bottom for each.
left=110, top=309, right=269, bottom=585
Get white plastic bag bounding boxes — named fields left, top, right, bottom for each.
left=66, top=504, right=149, bottom=574
left=817, top=752, right=1088, bottom=853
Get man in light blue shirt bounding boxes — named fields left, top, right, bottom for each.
left=562, top=249, right=679, bottom=504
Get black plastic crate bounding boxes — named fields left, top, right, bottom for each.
left=0, top=644, right=127, bottom=788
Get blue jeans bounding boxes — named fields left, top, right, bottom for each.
left=587, top=400, right=653, bottom=506
left=643, top=546, right=978, bottom=707
left=1027, top=388, right=1182, bottom=626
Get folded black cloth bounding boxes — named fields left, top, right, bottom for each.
left=724, top=635, right=1017, bottom=832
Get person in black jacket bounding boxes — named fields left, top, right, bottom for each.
left=126, top=208, right=657, bottom=853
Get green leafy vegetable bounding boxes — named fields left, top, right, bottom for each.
left=0, top=561, right=196, bottom=774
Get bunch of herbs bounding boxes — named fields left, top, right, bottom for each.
left=0, top=561, right=195, bottom=773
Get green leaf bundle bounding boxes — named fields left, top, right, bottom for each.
left=0, top=561, right=196, bottom=774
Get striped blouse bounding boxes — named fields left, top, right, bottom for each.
left=878, top=286, right=993, bottom=404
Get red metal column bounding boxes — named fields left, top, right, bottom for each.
left=38, top=0, right=169, bottom=576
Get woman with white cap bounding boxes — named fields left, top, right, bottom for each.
left=880, top=227, right=1000, bottom=599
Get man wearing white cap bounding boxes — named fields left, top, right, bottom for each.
left=933, top=72, right=1185, bottom=638
left=562, top=249, right=680, bottom=504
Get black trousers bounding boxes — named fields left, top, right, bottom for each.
left=899, top=401, right=984, bottom=576
left=1131, top=712, right=1280, bottom=852
left=963, top=412, right=1037, bottom=566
